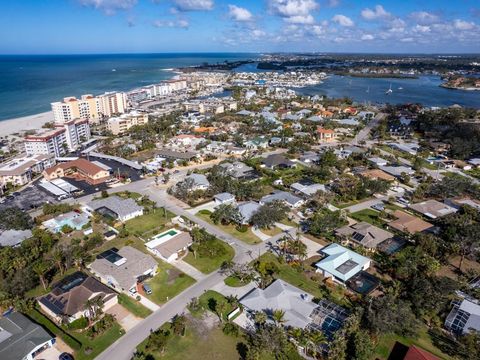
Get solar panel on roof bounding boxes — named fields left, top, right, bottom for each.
left=352, top=232, right=365, bottom=242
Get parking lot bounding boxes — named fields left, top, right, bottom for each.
left=0, top=183, right=58, bottom=212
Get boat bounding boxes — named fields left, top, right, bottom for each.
left=112, top=69, right=116, bottom=72
left=385, top=83, right=393, bottom=95
left=398, top=87, right=403, bottom=90
left=366, top=86, right=370, bottom=93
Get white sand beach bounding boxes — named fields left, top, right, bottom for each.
left=0, top=111, right=53, bottom=137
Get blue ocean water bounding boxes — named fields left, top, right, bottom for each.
left=0, top=53, right=479, bottom=121
left=0, top=53, right=254, bottom=120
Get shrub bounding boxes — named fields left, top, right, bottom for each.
left=222, top=322, right=239, bottom=337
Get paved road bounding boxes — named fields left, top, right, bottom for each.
left=96, top=271, right=224, bottom=360
left=350, top=112, right=385, bottom=145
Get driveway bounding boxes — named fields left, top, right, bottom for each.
left=106, top=304, right=142, bottom=332
left=173, top=259, right=207, bottom=281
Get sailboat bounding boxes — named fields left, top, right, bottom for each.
left=385, top=83, right=393, bottom=95
left=366, top=86, right=370, bottom=93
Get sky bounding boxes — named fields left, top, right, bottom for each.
left=1, top=0, right=479, bottom=54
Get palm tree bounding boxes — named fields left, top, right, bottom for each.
left=254, top=311, right=267, bottom=327
left=306, top=329, right=327, bottom=358
left=32, top=261, right=50, bottom=290
left=171, top=314, right=187, bottom=336
left=272, top=309, right=286, bottom=327
left=51, top=247, right=65, bottom=275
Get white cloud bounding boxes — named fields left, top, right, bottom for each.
left=453, top=19, right=475, bottom=30
left=361, top=5, right=390, bottom=20
left=228, top=5, right=253, bottom=22
left=153, top=18, right=189, bottom=28
left=400, top=37, right=414, bottom=42
left=414, top=25, right=430, bottom=33
left=361, top=34, right=374, bottom=40
left=409, top=11, right=439, bottom=24
left=285, top=14, right=315, bottom=24
left=268, top=0, right=319, bottom=23
left=173, top=0, right=214, bottom=11
left=332, top=14, right=354, bottom=27
left=327, top=0, right=340, bottom=7
left=78, top=0, right=137, bottom=15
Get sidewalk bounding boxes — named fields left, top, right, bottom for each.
left=251, top=227, right=270, bottom=241
left=138, top=295, right=160, bottom=312
left=172, top=259, right=206, bottom=281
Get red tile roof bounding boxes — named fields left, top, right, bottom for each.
left=404, top=346, right=440, bottom=360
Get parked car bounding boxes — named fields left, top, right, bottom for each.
left=371, top=203, right=385, bottom=211
left=143, top=283, right=152, bottom=295
left=59, top=353, right=74, bottom=360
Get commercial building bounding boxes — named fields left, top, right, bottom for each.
left=43, top=158, right=110, bottom=185
left=106, top=111, right=149, bottom=135
left=0, top=154, right=55, bottom=187
left=51, top=94, right=101, bottom=123
left=24, top=119, right=91, bottom=157
left=0, top=311, right=55, bottom=360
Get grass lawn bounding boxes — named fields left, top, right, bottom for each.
left=198, top=290, right=237, bottom=319
left=144, top=261, right=196, bottom=304
left=256, top=253, right=325, bottom=299
left=224, top=275, right=250, bottom=287
left=183, top=239, right=234, bottom=274
left=196, top=211, right=261, bottom=245
left=27, top=308, right=123, bottom=360
left=118, top=293, right=152, bottom=318
left=260, top=226, right=283, bottom=237
left=279, top=218, right=297, bottom=227
left=136, top=316, right=245, bottom=360
left=350, top=209, right=386, bottom=227
left=93, top=235, right=149, bottom=256
left=124, top=209, right=174, bottom=236
left=374, top=326, right=454, bottom=360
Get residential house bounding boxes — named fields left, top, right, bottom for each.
left=317, top=127, right=337, bottom=142
left=359, top=169, right=395, bottom=182
left=237, top=201, right=261, bottom=225
left=388, top=210, right=434, bottom=234
left=445, top=296, right=480, bottom=335
left=0, top=312, right=55, bottom=360
left=291, top=180, right=327, bottom=197
left=86, top=196, right=144, bottom=222
left=88, top=246, right=158, bottom=294
left=244, top=137, right=269, bottom=150
left=379, top=165, right=415, bottom=179
left=315, top=243, right=371, bottom=284
left=260, top=190, right=304, bottom=208
left=0, top=229, right=32, bottom=247
left=184, top=173, right=210, bottom=191
left=408, top=200, right=457, bottom=219
left=239, top=279, right=348, bottom=338
left=262, top=154, right=295, bottom=170
left=38, top=272, right=117, bottom=324
left=156, top=149, right=198, bottom=162
left=214, top=192, right=236, bottom=206
left=388, top=142, right=420, bottom=155
left=368, top=157, right=388, bottom=167
left=335, top=222, right=393, bottom=250
left=145, top=229, right=193, bottom=262
left=42, top=211, right=90, bottom=233
left=219, top=161, right=259, bottom=180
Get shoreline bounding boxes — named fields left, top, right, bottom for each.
left=0, top=111, right=53, bottom=137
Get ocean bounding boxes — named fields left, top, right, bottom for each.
left=0, top=53, right=479, bottom=121
left=0, top=53, right=254, bottom=120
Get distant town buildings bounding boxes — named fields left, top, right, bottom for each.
left=0, top=154, right=55, bottom=187
left=106, top=110, right=149, bottom=135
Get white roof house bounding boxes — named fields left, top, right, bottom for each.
left=214, top=192, right=236, bottom=206
left=86, top=196, right=144, bottom=222
left=315, top=243, right=371, bottom=283
left=409, top=200, right=457, bottom=219
left=185, top=173, right=210, bottom=191
left=237, top=201, right=261, bottom=224
left=260, top=190, right=304, bottom=208
left=445, top=297, right=480, bottom=335
left=240, top=279, right=318, bottom=329
left=145, top=229, right=193, bottom=262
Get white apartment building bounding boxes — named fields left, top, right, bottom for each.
left=24, top=120, right=91, bottom=157
left=51, top=94, right=101, bottom=124
left=0, top=154, right=55, bottom=187
left=106, top=111, right=149, bottom=135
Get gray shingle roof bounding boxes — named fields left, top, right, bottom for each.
left=240, top=280, right=317, bottom=329
left=88, top=246, right=157, bottom=291
left=0, top=312, right=53, bottom=360
left=260, top=191, right=303, bottom=207
left=0, top=230, right=32, bottom=247
left=87, top=196, right=143, bottom=220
